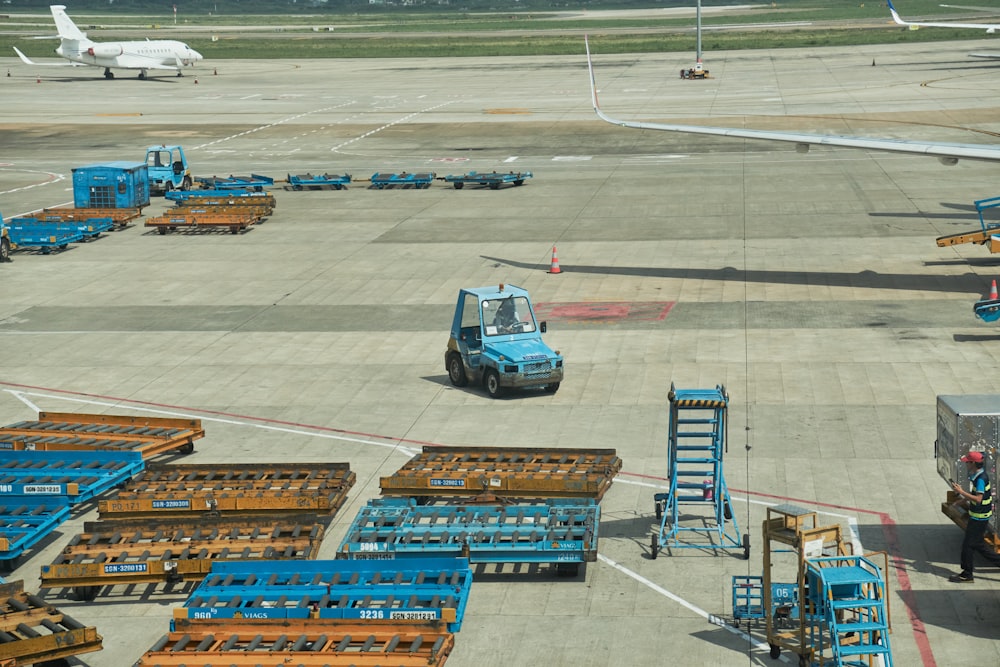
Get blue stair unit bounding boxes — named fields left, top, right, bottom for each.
left=651, top=383, right=748, bottom=559
left=805, top=555, right=893, bottom=667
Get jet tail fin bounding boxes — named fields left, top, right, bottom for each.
left=50, top=5, right=88, bottom=42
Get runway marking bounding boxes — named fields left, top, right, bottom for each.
left=598, top=554, right=793, bottom=663
left=330, top=101, right=456, bottom=154
left=0, top=169, right=66, bottom=197
left=0, top=381, right=931, bottom=666
left=192, top=101, right=358, bottom=151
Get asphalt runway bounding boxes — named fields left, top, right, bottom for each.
left=2, top=38, right=1000, bottom=666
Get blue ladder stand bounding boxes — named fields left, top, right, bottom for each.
left=804, top=555, right=893, bottom=667
left=651, top=383, right=749, bottom=559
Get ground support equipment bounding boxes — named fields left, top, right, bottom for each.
left=760, top=504, right=892, bottom=666
left=0, top=412, right=204, bottom=458
left=731, top=575, right=765, bottom=629
left=196, top=174, right=274, bottom=191
left=98, top=462, right=355, bottom=520
left=941, top=489, right=1000, bottom=550
left=0, top=498, right=71, bottom=566
left=802, top=555, right=893, bottom=667
left=380, top=445, right=621, bottom=502
left=40, top=206, right=142, bottom=230
left=165, top=189, right=276, bottom=210
left=285, top=173, right=351, bottom=190
left=0, top=450, right=144, bottom=504
left=936, top=195, right=1000, bottom=253
left=0, top=580, right=102, bottom=666
left=178, top=557, right=472, bottom=631
left=338, top=497, right=598, bottom=576
left=369, top=172, right=436, bottom=189
left=139, top=618, right=455, bottom=666
left=40, top=516, right=325, bottom=601
left=651, top=384, right=748, bottom=559
left=16, top=215, right=114, bottom=241
left=2, top=218, right=82, bottom=254
left=171, top=203, right=271, bottom=219
left=443, top=171, right=532, bottom=189
left=144, top=212, right=258, bottom=235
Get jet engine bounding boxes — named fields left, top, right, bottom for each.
left=87, top=44, right=123, bottom=58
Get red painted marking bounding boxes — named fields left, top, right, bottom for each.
left=0, top=380, right=935, bottom=667
left=534, top=301, right=674, bottom=323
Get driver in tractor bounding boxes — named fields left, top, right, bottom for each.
left=493, top=298, right=521, bottom=334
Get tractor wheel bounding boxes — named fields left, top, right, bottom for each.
left=447, top=353, right=468, bottom=387
left=0, top=237, right=10, bottom=263
left=544, top=382, right=560, bottom=394
left=484, top=369, right=504, bottom=398
left=650, top=533, right=659, bottom=559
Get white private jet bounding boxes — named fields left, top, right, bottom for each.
left=886, top=0, right=1000, bottom=58
left=14, top=5, right=203, bottom=80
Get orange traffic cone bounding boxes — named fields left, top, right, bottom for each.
left=989, top=279, right=998, bottom=300
left=548, top=245, right=562, bottom=274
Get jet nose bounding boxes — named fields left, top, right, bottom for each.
left=191, top=49, right=203, bottom=62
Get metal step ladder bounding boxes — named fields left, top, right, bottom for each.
left=651, top=383, right=748, bottom=559
left=806, top=555, right=893, bottom=667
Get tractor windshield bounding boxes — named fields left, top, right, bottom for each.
left=482, top=296, right=536, bottom=336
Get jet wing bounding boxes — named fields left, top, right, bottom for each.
left=887, top=0, right=1000, bottom=31
left=584, top=37, right=1000, bottom=166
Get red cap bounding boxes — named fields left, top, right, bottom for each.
left=962, top=451, right=985, bottom=463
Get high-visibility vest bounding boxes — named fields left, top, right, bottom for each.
left=969, top=470, right=993, bottom=521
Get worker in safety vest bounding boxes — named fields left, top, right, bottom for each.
left=949, top=450, right=1000, bottom=582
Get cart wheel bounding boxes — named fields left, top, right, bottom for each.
left=514, top=179, right=524, bottom=186
left=798, top=655, right=808, bottom=667
left=453, top=182, right=463, bottom=189
left=742, top=533, right=751, bottom=560
left=769, top=644, right=780, bottom=660
left=74, top=585, right=99, bottom=602
left=556, top=562, right=580, bottom=577
left=650, top=533, right=659, bottom=560
left=178, top=442, right=195, bottom=455
left=655, top=500, right=662, bottom=522
left=724, top=501, right=733, bottom=520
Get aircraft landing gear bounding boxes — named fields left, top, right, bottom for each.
left=138, top=70, right=147, bottom=80
left=103, top=68, right=114, bottom=80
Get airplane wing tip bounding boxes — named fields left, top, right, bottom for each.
left=12, top=46, right=35, bottom=65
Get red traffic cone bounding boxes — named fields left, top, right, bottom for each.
left=548, top=245, right=562, bottom=274
left=989, top=279, right=998, bottom=300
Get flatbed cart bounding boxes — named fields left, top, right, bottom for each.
left=0, top=450, right=144, bottom=504
left=40, top=206, right=142, bottom=230
left=651, top=384, right=748, bottom=559
left=0, top=498, right=71, bottom=567
left=369, top=172, right=436, bottom=189
left=443, top=170, right=532, bottom=189
left=286, top=173, right=351, bottom=190
left=3, top=218, right=83, bottom=254
left=196, top=174, right=273, bottom=191
left=0, top=411, right=204, bottom=457
left=18, top=215, right=115, bottom=240
left=98, top=462, right=355, bottom=520
left=142, top=618, right=455, bottom=667
left=40, top=515, right=325, bottom=601
left=0, top=580, right=103, bottom=667
left=144, top=212, right=258, bottom=234
left=177, top=557, right=472, bottom=632
left=380, top=445, right=622, bottom=502
left=165, top=189, right=276, bottom=211
left=338, top=497, right=598, bottom=576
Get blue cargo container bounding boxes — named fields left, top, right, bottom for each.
left=72, top=161, right=150, bottom=209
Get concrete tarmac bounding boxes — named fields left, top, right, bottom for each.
left=2, top=39, right=1000, bottom=666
